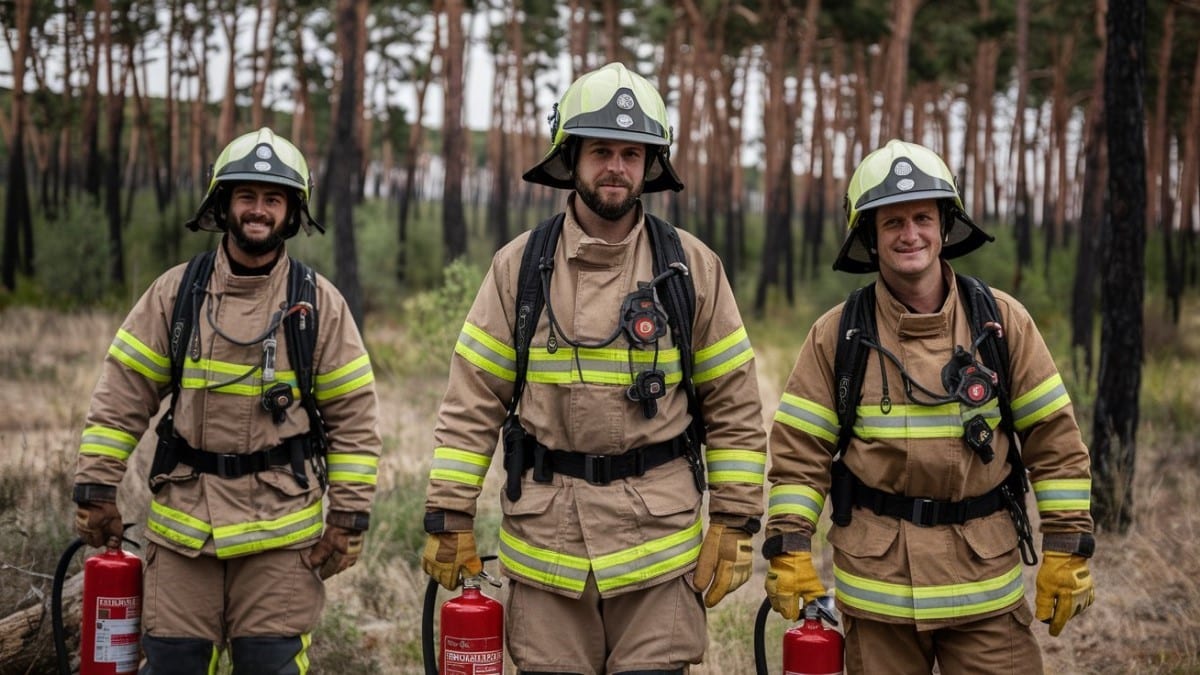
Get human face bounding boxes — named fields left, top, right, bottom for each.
left=227, top=182, right=290, bottom=260
left=573, top=138, right=647, bottom=223
left=873, top=199, right=943, bottom=283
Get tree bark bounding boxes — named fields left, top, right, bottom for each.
left=2, top=0, right=33, bottom=290
left=441, top=0, right=468, bottom=262
left=0, top=572, right=83, bottom=674
left=1092, top=0, right=1146, bottom=535
left=330, top=0, right=367, bottom=329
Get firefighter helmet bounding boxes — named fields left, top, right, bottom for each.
left=522, top=62, right=684, bottom=193
left=185, top=127, right=323, bottom=237
left=834, top=139, right=992, bottom=273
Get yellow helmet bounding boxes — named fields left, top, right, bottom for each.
left=522, top=62, right=684, bottom=193
left=834, top=139, right=992, bottom=273
left=185, top=127, right=323, bottom=237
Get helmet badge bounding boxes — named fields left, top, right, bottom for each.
left=894, top=160, right=913, bottom=176
left=616, top=113, right=634, bottom=128
left=256, top=145, right=274, bottom=160
left=616, top=93, right=635, bottom=110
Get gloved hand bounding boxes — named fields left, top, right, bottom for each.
left=692, top=524, right=753, bottom=607
left=75, top=501, right=124, bottom=549
left=305, top=525, right=364, bottom=580
left=1035, top=551, right=1094, bottom=636
left=765, top=552, right=827, bottom=621
left=422, top=532, right=483, bottom=590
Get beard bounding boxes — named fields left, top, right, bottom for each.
left=229, top=216, right=285, bottom=256
left=575, top=173, right=643, bottom=221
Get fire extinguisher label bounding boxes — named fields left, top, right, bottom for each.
left=443, top=635, right=503, bottom=675
left=94, top=595, right=141, bottom=673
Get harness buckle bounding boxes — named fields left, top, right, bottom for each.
left=215, top=453, right=241, bottom=478
left=583, top=455, right=613, bottom=485
left=910, top=498, right=940, bottom=527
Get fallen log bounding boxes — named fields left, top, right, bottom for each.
left=0, top=572, right=82, bottom=674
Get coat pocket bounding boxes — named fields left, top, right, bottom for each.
left=960, top=511, right=1018, bottom=560
left=827, top=512, right=900, bottom=558
left=502, top=478, right=560, bottom=517
left=257, top=466, right=318, bottom=498
left=631, top=460, right=702, bottom=517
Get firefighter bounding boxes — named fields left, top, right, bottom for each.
left=421, top=62, right=766, bottom=674
left=763, top=139, right=1096, bottom=673
left=72, top=128, right=381, bottom=674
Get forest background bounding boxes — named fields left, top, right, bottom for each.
left=1, top=0, right=1199, bottom=673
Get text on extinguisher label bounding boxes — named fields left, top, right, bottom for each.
left=443, top=635, right=503, bottom=674
left=94, top=595, right=141, bottom=673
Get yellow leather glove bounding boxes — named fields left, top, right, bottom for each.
left=1035, top=551, right=1094, bottom=636
left=305, top=525, right=364, bottom=580
left=692, top=524, right=753, bottom=608
left=422, top=532, right=483, bottom=590
left=75, top=501, right=124, bottom=549
left=765, top=552, right=827, bottom=621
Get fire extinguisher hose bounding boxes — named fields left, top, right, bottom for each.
left=52, top=538, right=87, bottom=675
left=753, top=597, right=772, bottom=675
left=422, top=554, right=499, bottom=675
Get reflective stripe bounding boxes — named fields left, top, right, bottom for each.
left=148, top=500, right=213, bottom=550
left=326, top=452, right=379, bottom=485
left=109, top=329, right=171, bottom=383
left=182, top=358, right=298, bottom=397
left=314, top=354, right=374, bottom=401
left=211, top=500, right=324, bottom=558
left=80, top=425, right=138, bottom=461
left=1033, top=478, right=1091, bottom=512
left=775, top=393, right=839, bottom=444
left=705, top=448, right=765, bottom=484
left=1011, top=373, right=1070, bottom=431
left=855, top=401, right=1000, bottom=440
left=430, top=447, right=492, bottom=487
left=527, top=346, right=682, bottom=386
left=296, top=633, right=312, bottom=675
left=693, top=326, right=754, bottom=384
left=455, top=322, right=517, bottom=382
left=592, top=519, right=703, bottom=594
left=499, top=528, right=591, bottom=593
left=834, top=563, right=1024, bottom=621
left=768, top=485, right=825, bottom=525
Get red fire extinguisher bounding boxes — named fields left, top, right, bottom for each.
left=80, top=544, right=143, bottom=675
left=439, top=572, right=504, bottom=675
left=755, top=596, right=844, bottom=675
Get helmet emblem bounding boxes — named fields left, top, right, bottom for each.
left=616, top=113, right=634, bottom=128
left=616, top=93, right=635, bottom=110
left=894, top=161, right=913, bottom=176
left=897, top=178, right=915, bottom=191
left=254, top=161, right=272, bottom=172
left=256, top=146, right=274, bottom=160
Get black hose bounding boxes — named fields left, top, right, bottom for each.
left=754, top=597, right=772, bottom=675
left=52, top=538, right=86, bottom=675
left=421, top=554, right=499, bottom=675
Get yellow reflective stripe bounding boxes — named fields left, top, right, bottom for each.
left=767, top=485, right=825, bottom=524
left=314, top=354, right=374, bottom=401
left=430, top=447, right=491, bottom=487
left=455, top=322, right=517, bottom=381
left=80, top=425, right=138, bottom=461
left=498, top=528, right=591, bottom=593
left=592, top=519, right=703, bottom=594
left=527, top=347, right=682, bottom=385
left=705, top=449, right=765, bottom=484
left=834, top=563, right=1024, bottom=621
left=181, top=358, right=298, bottom=397
left=855, top=402, right=1000, bottom=440
left=326, top=452, right=379, bottom=485
left=206, top=645, right=219, bottom=674
left=774, top=393, right=839, bottom=444
left=148, top=500, right=212, bottom=550
left=109, top=329, right=171, bottom=383
left=295, top=633, right=311, bottom=675
left=211, top=500, right=323, bottom=558
left=1011, top=373, right=1070, bottom=431
left=693, top=326, right=754, bottom=384
left=1033, top=478, right=1092, bottom=512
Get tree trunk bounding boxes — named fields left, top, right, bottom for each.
left=104, top=12, right=126, bottom=286
left=880, top=0, right=919, bottom=140
left=0, top=572, right=84, bottom=674
left=441, top=0, right=468, bottom=262
left=251, top=0, right=281, bottom=130
left=330, top=0, right=367, bottom=329
left=1150, top=2, right=1181, bottom=321
left=2, top=0, right=33, bottom=290
left=754, top=1, right=796, bottom=315
left=1092, top=0, right=1146, bottom=535
left=218, top=11, right=239, bottom=144
left=1012, top=0, right=1033, bottom=278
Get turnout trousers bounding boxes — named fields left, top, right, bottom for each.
left=506, top=573, right=705, bottom=675
left=843, top=600, right=1043, bottom=675
left=139, top=542, right=325, bottom=675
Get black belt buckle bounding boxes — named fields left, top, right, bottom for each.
left=910, top=498, right=940, bottom=527
left=215, top=453, right=241, bottom=478
left=583, top=455, right=613, bottom=485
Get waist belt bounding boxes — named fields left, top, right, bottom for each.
left=521, top=435, right=687, bottom=486
left=851, top=479, right=1007, bottom=527
left=175, top=436, right=313, bottom=479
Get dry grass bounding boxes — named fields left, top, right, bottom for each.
left=2, top=305, right=1199, bottom=674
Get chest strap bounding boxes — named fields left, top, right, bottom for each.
left=517, top=434, right=687, bottom=486
left=173, top=435, right=315, bottom=479
left=850, top=472, right=1007, bottom=527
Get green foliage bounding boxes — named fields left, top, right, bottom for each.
left=309, top=604, right=384, bottom=674
left=378, top=258, right=483, bottom=378
left=31, top=203, right=116, bottom=307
